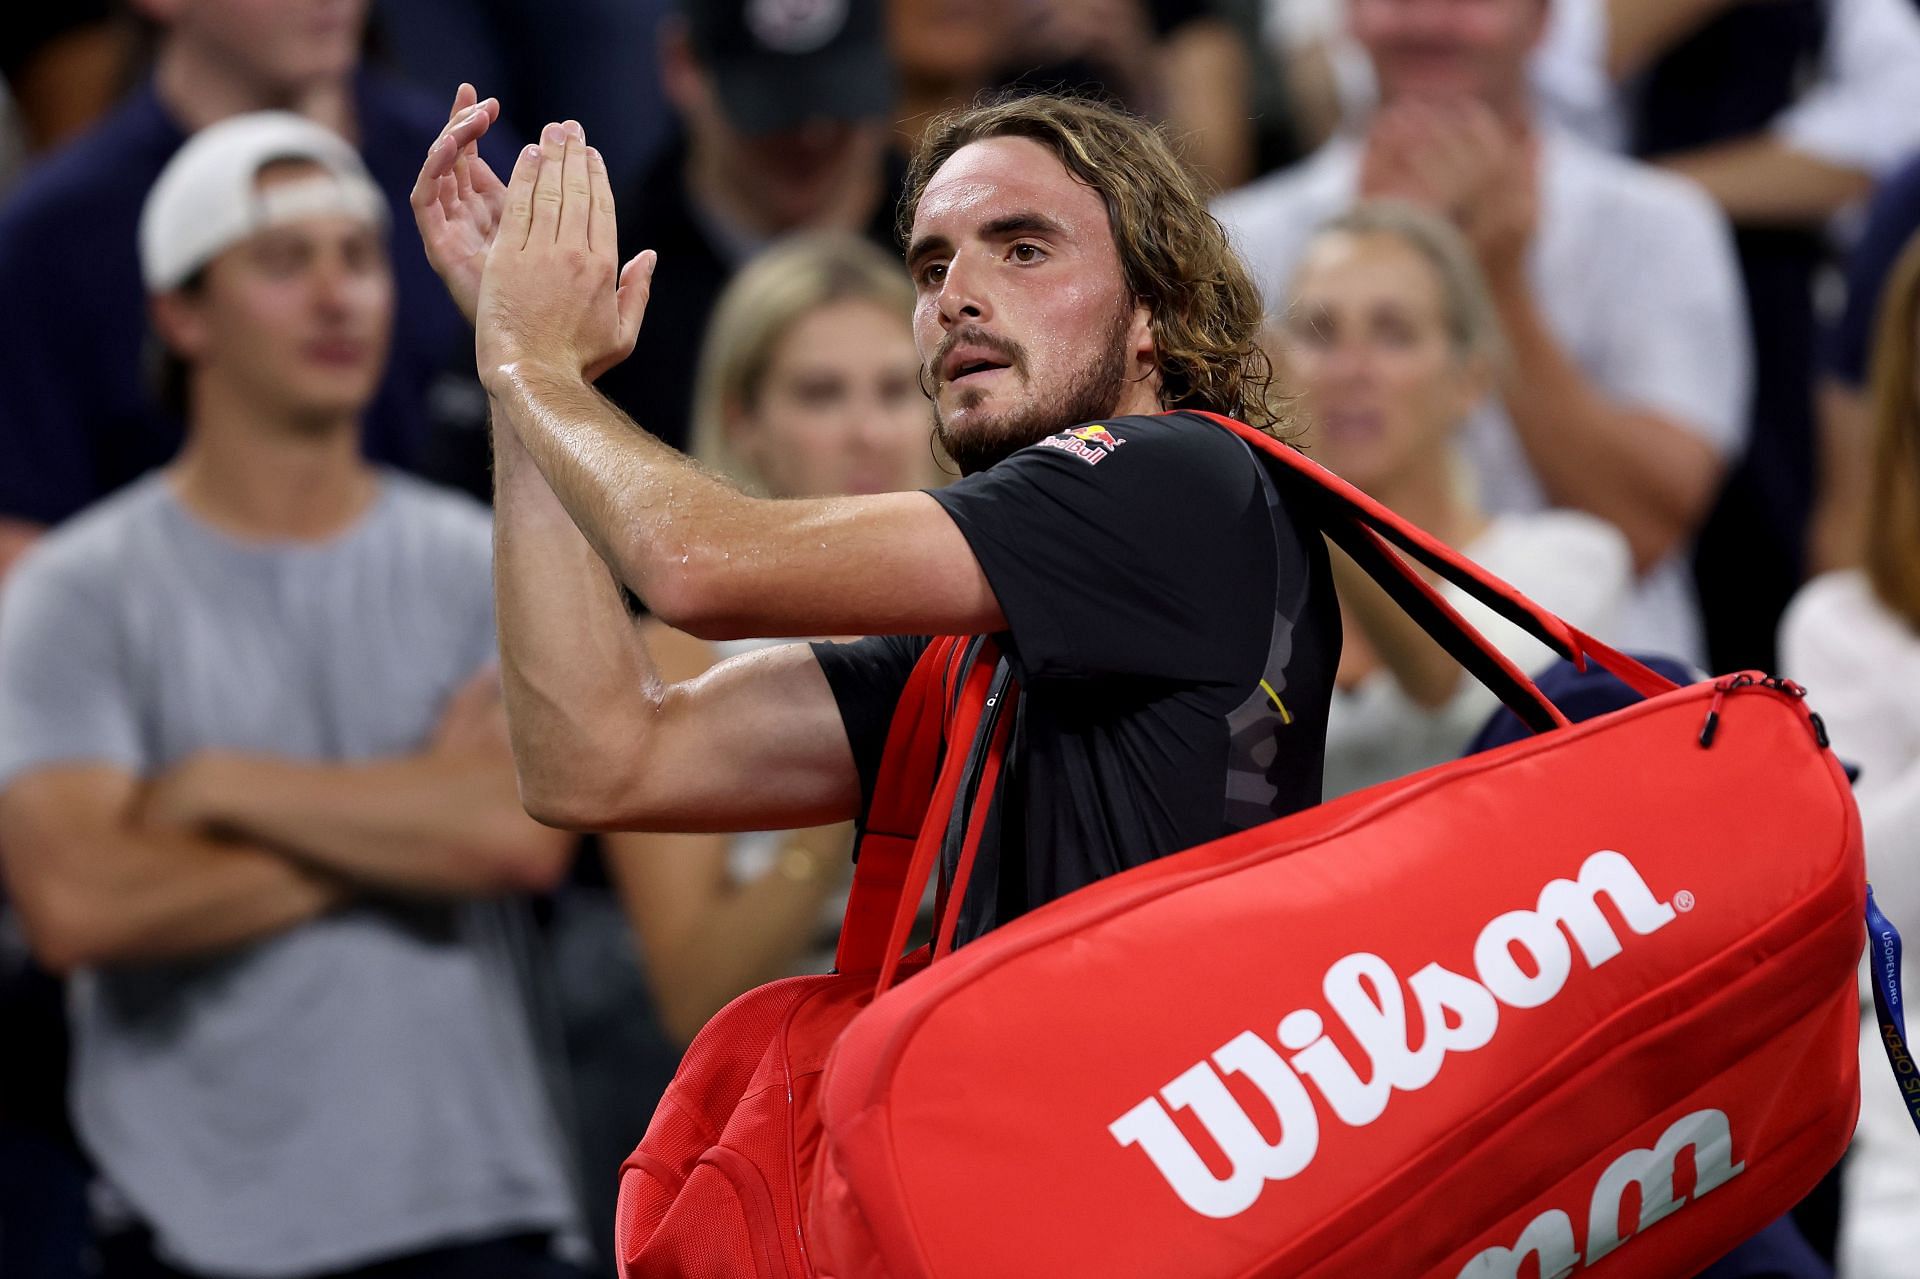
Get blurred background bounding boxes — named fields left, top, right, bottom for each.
left=2, top=0, right=1919, bottom=1276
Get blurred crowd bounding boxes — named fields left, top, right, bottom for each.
left=2, top=0, right=1920, bottom=1276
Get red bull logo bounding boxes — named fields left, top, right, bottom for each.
left=1069, top=425, right=1123, bottom=450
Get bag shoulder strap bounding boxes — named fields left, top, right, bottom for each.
left=835, top=636, right=966, bottom=974
left=1189, top=411, right=1678, bottom=712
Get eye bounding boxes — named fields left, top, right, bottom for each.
left=915, top=260, right=948, bottom=289
left=1010, top=243, right=1045, bottom=265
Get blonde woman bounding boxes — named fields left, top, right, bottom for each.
left=1278, top=202, right=1632, bottom=798
left=602, top=233, right=945, bottom=1044
left=1781, top=229, right=1920, bottom=1279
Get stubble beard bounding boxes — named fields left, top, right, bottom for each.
left=931, top=308, right=1134, bottom=476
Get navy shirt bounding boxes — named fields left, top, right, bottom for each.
left=813, top=413, right=1339, bottom=946
left=0, top=74, right=518, bottom=524
left=1826, top=152, right=1920, bottom=388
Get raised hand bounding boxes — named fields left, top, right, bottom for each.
left=475, top=119, right=655, bottom=385
left=410, top=83, right=507, bottom=324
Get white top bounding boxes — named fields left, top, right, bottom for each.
left=1215, top=129, right=1750, bottom=665
left=1323, top=509, right=1631, bottom=800
left=1259, top=0, right=1920, bottom=175
left=1779, top=570, right=1920, bottom=1278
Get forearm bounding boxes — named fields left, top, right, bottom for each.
left=1658, top=137, right=1874, bottom=226
left=1490, top=275, right=1722, bottom=571
left=1605, top=0, right=1740, bottom=79
left=1330, top=545, right=1462, bottom=708
left=610, top=824, right=850, bottom=1043
left=188, top=752, right=567, bottom=896
left=488, top=361, right=755, bottom=622
left=23, top=831, right=341, bottom=973
left=491, top=400, right=676, bottom=825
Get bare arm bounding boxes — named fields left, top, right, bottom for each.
left=0, top=767, right=344, bottom=974
left=1161, top=18, right=1255, bottom=193
left=1657, top=137, right=1874, bottom=226
left=1329, top=544, right=1465, bottom=709
left=143, top=746, right=571, bottom=897
left=0, top=518, right=40, bottom=584
left=1489, top=271, right=1725, bottom=572
left=1807, top=379, right=1873, bottom=574
left=602, top=617, right=854, bottom=1039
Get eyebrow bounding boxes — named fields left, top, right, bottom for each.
left=905, top=210, right=1069, bottom=273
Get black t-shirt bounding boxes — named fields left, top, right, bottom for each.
left=812, top=412, right=1338, bottom=946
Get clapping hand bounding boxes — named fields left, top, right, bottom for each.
left=410, top=83, right=507, bottom=324
left=473, top=119, right=655, bottom=385
left=1360, top=100, right=1538, bottom=284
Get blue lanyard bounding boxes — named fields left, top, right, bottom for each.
left=1866, top=885, right=1920, bottom=1137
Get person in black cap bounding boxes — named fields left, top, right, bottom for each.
left=595, top=0, right=903, bottom=454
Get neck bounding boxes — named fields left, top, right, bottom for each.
left=169, top=386, right=374, bottom=541
left=153, top=35, right=355, bottom=138
left=1368, top=445, right=1487, bottom=551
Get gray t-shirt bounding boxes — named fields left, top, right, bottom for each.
left=0, top=472, right=580, bottom=1277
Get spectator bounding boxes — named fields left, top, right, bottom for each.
left=891, top=0, right=1255, bottom=190
left=1614, top=0, right=1920, bottom=675
left=0, top=115, right=581, bottom=1279
left=0, top=0, right=519, bottom=554
left=1810, top=151, right=1920, bottom=574
left=595, top=0, right=901, bottom=454
left=1780, top=228, right=1920, bottom=1279
left=604, top=233, right=944, bottom=1044
left=1215, top=0, right=1749, bottom=668
left=1279, top=202, right=1629, bottom=798
left=371, top=0, right=674, bottom=194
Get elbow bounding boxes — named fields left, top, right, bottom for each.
left=637, top=547, right=758, bottom=642
left=489, top=832, right=573, bottom=894
left=15, top=883, right=113, bottom=975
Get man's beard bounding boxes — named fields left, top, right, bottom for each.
left=931, top=309, right=1133, bottom=476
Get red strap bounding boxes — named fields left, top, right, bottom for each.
left=835, top=636, right=963, bottom=975
left=1187, top=412, right=1681, bottom=722
left=876, top=645, right=1000, bottom=995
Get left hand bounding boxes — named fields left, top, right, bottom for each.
left=1360, top=101, right=1538, bottom=281
left=475, top=120, right=656, bottom=385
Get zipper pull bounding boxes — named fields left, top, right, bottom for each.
left=1698, top=674, right=1752, bottom=749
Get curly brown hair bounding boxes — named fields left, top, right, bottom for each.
left=901, top=94, right=1284, bottom=432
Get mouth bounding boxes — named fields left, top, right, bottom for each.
left=304, top=339, right=371, bottom=367
left=940, top=342, right=1017, bottom=388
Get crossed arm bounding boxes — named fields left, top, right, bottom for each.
left=416, top=101, right=1003, bottom=832
left=0, top=670, right=572, bottom=974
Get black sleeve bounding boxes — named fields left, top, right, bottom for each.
left=927, top=415, right=1275, bottom=684
left=811, top=634, right=932, bottom=816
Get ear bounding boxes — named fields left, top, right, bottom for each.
left=150, top=289, right=210, bottom=364
left=1127, top=299, right=1161, bottom=393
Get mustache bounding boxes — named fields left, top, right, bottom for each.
left=926, top=326, right=1028, bottom=387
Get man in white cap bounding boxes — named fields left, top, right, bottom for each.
left=0, top=113, right=585, bottom=1279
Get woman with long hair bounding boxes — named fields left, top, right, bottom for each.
left=601, top=233, right=945, bottom=1044
left=1781, top=228, right=1920, bottom=1278
left=1277, top=202, right=1631, bottom=798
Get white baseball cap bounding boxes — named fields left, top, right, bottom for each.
left=138, top=110, right=388, bottom=293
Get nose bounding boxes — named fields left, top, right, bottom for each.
left=934, top=251, right=990, bottom=331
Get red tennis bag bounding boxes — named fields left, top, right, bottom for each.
left=804, top=416, right=1865, bottom=1278
left=619, top=412, right=1863, bottom=1278
left=614, top=636, right=1019, bottom=1279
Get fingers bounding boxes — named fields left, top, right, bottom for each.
left=585, top=143, right=618, bottom=259
left=449, top=82, right=478, bottom=122
left=498, top=141, right=544, bottom=250
left=530, top=121, right=567, bottom=242
left=558, top=121, right=592, bottom=247
left=615, top=250, right=658, bottom=350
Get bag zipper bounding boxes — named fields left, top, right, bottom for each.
left=1698, top=673, right=1829, bottom=749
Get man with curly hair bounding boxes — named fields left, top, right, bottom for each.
left=412, top=93, right=1337, bottom=946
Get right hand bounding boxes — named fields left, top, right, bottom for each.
left=410, top=83, right=507, bottom=325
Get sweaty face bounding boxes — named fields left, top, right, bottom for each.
left=729, top=298, right=939, bottom=499
left=906, top=136, right=1153, bottom=475
left=1281, top=231, right=1485, bottom=494
left=1348, top=0, right=1543, bottom=108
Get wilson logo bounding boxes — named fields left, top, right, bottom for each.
left=1108, top=850, right=1679, bottom=1219
left=1456, top=1108, right=1744, bottom=1277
